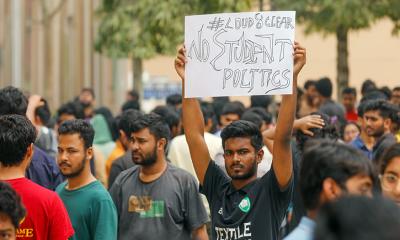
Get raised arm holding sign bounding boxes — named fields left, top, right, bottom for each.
left=176, top=11, right=305, bottom=239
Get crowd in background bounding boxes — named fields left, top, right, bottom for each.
left=1, top=51, right=400, bottom=240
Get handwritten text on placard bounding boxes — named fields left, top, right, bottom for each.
left=184, top=11, right=296, bottom=98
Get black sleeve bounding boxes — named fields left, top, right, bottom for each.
left=200, top=160, right=230, bottom=205
left=262, top=168, right=294, bottom=224
left=108, top=160, right=124, bottom=190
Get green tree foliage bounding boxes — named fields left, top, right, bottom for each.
left=95, top=0, right=251, bottom=94
left=375, top=0, right=400, bottom=35
left=273, top=0, right=381, bottom=99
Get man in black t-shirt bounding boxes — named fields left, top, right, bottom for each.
left=175, top=42, right=306, bottom=239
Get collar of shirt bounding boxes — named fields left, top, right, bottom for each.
left=298, top=216, right=315, bottom=231
left=226, top=179, right=258, bottom=196
left=352, top=136, right=367, bottom=149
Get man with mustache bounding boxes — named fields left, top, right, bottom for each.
left=109, top=113, right=209, bottom=240
left=56, top=120, right=117, bottom=240
left=174, top=42, right=306, bottom=239
left=362, top=100, right=398, bottom=163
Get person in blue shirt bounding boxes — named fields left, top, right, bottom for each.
left=0, top=86, right=63, bottom=190
left=284, top=140, right=376, bottom=240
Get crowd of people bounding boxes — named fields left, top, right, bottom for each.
left=0, top=42, right=400, bottom=240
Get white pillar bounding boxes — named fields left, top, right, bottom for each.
left=11, top=0, right=22, bottom=87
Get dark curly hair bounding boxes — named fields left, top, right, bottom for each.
left=130, top=113, right=171, bottom=150
left=0, top=115, right=37, bottom=167
left=0, top=181, right=26, bottom=228
left=0, top=86, right=28, bottom=115
left=221, top=120, right=263, bottom=151
left=58, top=119, right=95, bottom=149
left=296, top=112, right=340, bottom=153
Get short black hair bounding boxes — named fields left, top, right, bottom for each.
left=121, top=100, right=141, bottom=111
left=127, top=90, right=140, bottom=101
left=315, top=77, right=333, bottom=98
left=211, top=97, right=230, bottom=125
left=166, top=94, right=182, bottom=106
left=221, top=120, right=263, bottom=151
left=300, top=140, right=374, bottom=210
left=221, top=101, right=245, bottom=117
left=200, top=101, right=216, bottom=126
left=361, top=79, right=377, bottom=96
left=358, top=91, right=389, bottom=117
left=360, top=90, right=389, bottom=103
left=314, top=196, right=400, bottom=240
left=296, top=113, right=339, bottom=153
left=130, top=113, right=171, bottom=147
left=151, top=106, right=180, bottom=132
left=0, top=86, right=28, bottom=116
left=241, top=111, right=263, bottom=130
left=58, top=119, right=95, bottom=149
left=380, top=86, right=392, bottom=100
left=304, top=80, right=316, bottom=90
left=0, top=115, right=36, bottom=167
left=118, top=109, right=143, bottom=135
left=342, top=87, right=356, bottom=96
left=250, top=95, right=272, bottom=109
left=363, top=100, right=397, bottom=120
left=247, top=107, right=273, bottom=125
left=57, top=101, right=85, bottom=120
left=0, top=181, right=26, bottom=228
left=34, top=99, right=51, bottom=126
left=393, top=86, right=400, bottom=92
left=379, top=143, right=400, bottom=175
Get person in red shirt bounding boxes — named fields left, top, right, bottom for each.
left=0, top=114, right=74, bottom=240
left=342, top=87, right=358, bottom=122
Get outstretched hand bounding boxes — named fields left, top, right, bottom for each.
left=293, top=42, right=306, bottom=76
left=174, top=46, right=186, bottom=81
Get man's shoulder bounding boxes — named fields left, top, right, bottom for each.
left=14, top=178, right=59, bottom=200
left=113, top=165, right=140, bottom=186
left=166, top=164, right=197, bottom=183
left=84, top=181, right=115, bottom=203
left=283, top=217, right=315, bottom=240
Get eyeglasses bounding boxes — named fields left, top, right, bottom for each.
left=379, top=173, right=400, bottom=190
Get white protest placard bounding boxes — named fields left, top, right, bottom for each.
left=184, top=11, right=296, bottom=98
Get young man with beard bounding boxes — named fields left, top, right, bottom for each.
left=174, top=42, right=306, bottom=239
left=109, top=113, right=209, bottom=240
left=362, top=100, right=398, bottom=163
left=56, top=120, right=117, bottom=240
left=0, top=114, right=74, bottom=239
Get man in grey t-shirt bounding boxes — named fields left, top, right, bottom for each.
left=109, top=113, right=208, bottom=240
